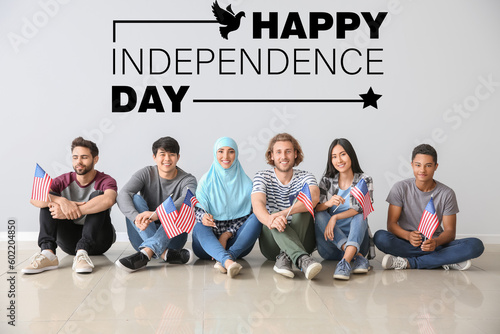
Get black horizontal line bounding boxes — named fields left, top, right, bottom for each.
left=193, top=99, right=362, bottom=103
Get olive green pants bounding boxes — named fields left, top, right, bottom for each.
left=259, top=212, right=316, bottom=266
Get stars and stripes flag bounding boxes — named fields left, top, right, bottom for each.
left=176, top=189, right=199, bottom=234
left=297, top=183, right=315, bottom=219
left=31, top=164, right=53, bottom=202
left=350, top=178, right=374, bottom=220
left=156, top=196, right=182, bottom=239
left=418, top=197, right=440, bottom=240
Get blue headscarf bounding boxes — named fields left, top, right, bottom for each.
left=196, top=137, right=253, bottom=220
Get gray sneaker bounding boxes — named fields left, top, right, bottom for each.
left=273, top=252, right=294, bottom=278
left=351, top=255, right=370, bottom=274
left=298, top=255, right=322, bottom=280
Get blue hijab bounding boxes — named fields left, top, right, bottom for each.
left=196, top=137, right=253, bottom=220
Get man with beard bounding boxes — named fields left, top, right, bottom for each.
left=252, top=133, right=322, bottom=280
left=23, top=137, right=117, bottom=274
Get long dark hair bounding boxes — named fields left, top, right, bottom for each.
left=324, top=138, right=364, bottom=178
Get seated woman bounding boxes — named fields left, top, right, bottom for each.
left=315, top=138, right=374, bottom=280
left=192, top=137, right=262, bottom=278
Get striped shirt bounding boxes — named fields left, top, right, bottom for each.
left=252, top=168, right=318, bottom=217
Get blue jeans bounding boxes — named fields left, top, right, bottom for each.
left=125, top=194, right=187, bottom=258
left=192, top=213, right=262, bottom=268
left=373, top=230, right=485, bottom=269
left=315, top=210, right=370, bottom=260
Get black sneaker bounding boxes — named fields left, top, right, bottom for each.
left=116, top=251, right=150, bottom=272
left=164, top=248, right=193, bottom=264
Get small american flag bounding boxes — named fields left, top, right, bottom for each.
left=31, top=164, right=53, bottom=202
left=176, top=189, right=199, bottom=234
left=418, top=197, right=440, bottom=240
left=350, top=178, right=374, bottom=220
left=297, top=183, right=314, bottom=219
left=156, top=196, right=182, bottom=239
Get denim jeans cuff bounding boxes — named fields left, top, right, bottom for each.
left=336, top=237, right=348, bottom=251
left=139, top=242, right=163, bottom=259
left=344, top=241, right=360, bottom=254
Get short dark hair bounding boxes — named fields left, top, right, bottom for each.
left=265, top=133, right=304, bottom=166
left=324, top=138, right=363, bottom=178
left=412, top=144, right=438, bottom=164
left=71, top=137, right=99, bottom=157
left=152, top=137, right=180, bottom=156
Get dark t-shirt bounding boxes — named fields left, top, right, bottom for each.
left=51, top=171, right=117, bottom=225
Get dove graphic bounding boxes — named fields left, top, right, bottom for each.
left=212, top=1, right=245, bottom=39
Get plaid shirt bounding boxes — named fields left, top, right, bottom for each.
left=195, top=207, right=250, bottom=239
left=318, top=173, right=374, bottom=214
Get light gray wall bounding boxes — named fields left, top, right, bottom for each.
left=1, top=0, right=499, bottom=240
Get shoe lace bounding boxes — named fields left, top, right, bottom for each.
left=337, top=259, right=350, bottom=272
left=300, top=256, right=312, bottom=270
left=30, top=252, right=46, bottom=268
left=277, top=252, right=292, bottom=268
left=443, top=263, right=460, bottom=270
left=73, top=253, right=94, bottom=269
left=393, top=257, right=407, bottom=270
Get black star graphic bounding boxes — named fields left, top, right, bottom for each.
left=359, top=87, right=382, bottom=109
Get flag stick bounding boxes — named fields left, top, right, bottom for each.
left=285, top=199, right=298, bottom=219
left=330, top=193, right=350, bottom=215
left=150, top=194, right=174, bottom=220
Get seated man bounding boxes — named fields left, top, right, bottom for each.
left=252, top=133, right=322, bottom=280
left=116, top=136, right=197, bottom=272
left=374, top=144, right=484, bottom=270
left=23, top=137, right=117, bottom=274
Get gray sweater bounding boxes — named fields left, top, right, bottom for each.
left=117, top=166, right=197, bottom=223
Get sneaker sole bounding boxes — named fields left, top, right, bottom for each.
left=381, top=254, right=393, bottom=269
left=75, top=268, right=93, bottom=274
left=183, top=249, right=194, bottom=265
left=214, top=262, right=227, bottom=274
left=273, top=265, right=295, bottom=278
left=459, top=260, right=472, bottom=271
left=21, top=265, right=58, bottom=274
left=305, top=263, right=322, bottom=280
left=333, top=273, right=350, bottom=280
left=227, top=263, right=242, bottom=278
left=115, top=260, right=144, bottom=273
left=352, top=267, right=369, bottom=274
left=444, top=260, right=472, bottom=271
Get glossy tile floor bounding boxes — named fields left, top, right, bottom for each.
left=1, top=241, right=499, bottom=334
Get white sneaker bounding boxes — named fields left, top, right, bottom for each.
left=22, top=252, right=59, bottom=274
left=227, top=262, right=242, bottom=278
left=214, top=261, right=227, bottom=274
left=443, top=260, right=471, bottom=271
left=73, top=252, right=94, bottom=273
left=382, top=254, right=408, bottom=270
